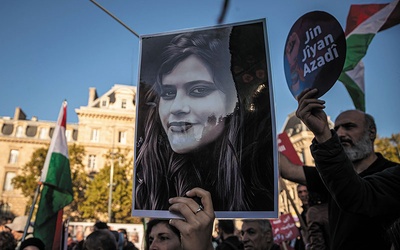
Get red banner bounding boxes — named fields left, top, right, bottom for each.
left=270, top=213, right=300, bottom=243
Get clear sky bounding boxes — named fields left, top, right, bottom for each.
left=1, top=0, right=399, bottom=137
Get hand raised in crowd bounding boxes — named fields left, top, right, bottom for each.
left=169, top=187, right=215, bottom=250
left=296, top=88, right=331, bottom=143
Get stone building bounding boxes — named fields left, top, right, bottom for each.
left=0, top=84, right=136, bottom=216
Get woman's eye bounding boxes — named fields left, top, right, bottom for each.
left=160, top=88, right=176, bottom=100
left=190, top=86, right=215, bottom=97
left=160, top=236, right=169, bottom=241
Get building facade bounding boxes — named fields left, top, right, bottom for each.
left=279, top=112, right=334, bottom=216
left=0, top=84, right=136, bottom=216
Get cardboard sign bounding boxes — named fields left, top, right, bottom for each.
left=133, top=19, right=278, bottom=219
left=284, top=11, right=346, bottom=98
left=270, top=213, right=300, bottom=243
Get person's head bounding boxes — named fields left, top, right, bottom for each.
left=0, top=231, right=17, bottom=250
left=118, top=228, right=130, bottom=247
left=67, top=234, right=74, bottom=246
left=136, top=28, right=248, bottom=211
left=241, top=220, right=274, bottom=250
left=217, top=220, right=235, bottom=240
left=19, top=237, right=45, bottom=250
left=75, top=231, right=84, bottom=242
left=83, top=230, right=117, bottom=250
left=118, top=228, right=127, bottom=237
left=5, top=216, right=33, bottom=241
left=131, top=230, right=139, bottom=243
left=93, top=221, right=108, bottom=231
left=296, top=184, right=309, bottom=206
left=145, top=219, right=181, bottom=250
left=334, top=110, right=376, bottom=162
left=155, top=28, right=238, bottom=154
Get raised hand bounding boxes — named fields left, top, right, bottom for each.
left=296, top=88, right=331, bottom=143
left=169, top=187, right=215, bottom=250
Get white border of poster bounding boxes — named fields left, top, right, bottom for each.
left=132, top=19, right=278, bottom=219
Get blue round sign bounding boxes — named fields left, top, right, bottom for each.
left=284, top=11, right=346, bottom=98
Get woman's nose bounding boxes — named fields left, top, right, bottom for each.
left=149, top=241, right=158, bottom=250
left=170, top=91, right=190, bottom=115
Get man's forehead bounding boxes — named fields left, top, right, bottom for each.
left=297, top=185, right=307, bottom=191
left=242, top=222, right=259, bottom=230
left=335, top=110, right=365, bottom=126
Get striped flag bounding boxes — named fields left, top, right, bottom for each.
left=34, top=101, right=73, bottom=250
left=339, top=0, right=400, bottom=111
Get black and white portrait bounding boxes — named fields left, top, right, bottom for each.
left=133, top=19, right=277, bottom=218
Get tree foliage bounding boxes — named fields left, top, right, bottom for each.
left=375, top=133, right=400, bottom=163
left=12, top=148, right=47, bottom=204
left=80, top=148, right=138, bottom=223
left=12, top=144, right=87, bottom=219
left=65, top=144, right=89, bottom=221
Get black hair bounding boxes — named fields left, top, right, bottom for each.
left=218, top=220, right=235, bottom=234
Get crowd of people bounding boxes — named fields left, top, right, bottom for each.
left=1, top=88, right=400, bottom=250
left=0, top=216, right=44, bottom=250
left=1, top=87, right=400, bottom=250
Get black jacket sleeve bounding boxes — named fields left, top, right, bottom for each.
left=310, top=130, right=400, bottom=216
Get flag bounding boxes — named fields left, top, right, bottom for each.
left=339, top=0, right=400, bottom=111
left=34, top=101, right=73, bottom=250
left=278, top=132, right=303, bottom=165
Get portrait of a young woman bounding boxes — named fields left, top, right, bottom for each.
left=133, top=20, right=277, bottom=218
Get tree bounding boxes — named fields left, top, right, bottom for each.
left=64, top=144, right=89, bottom=221
left=12, top=148, right=47, bottom=205
left=375, top=133, right=400, bottom=163
left=80, top=148, right=138, bottom=223
left=12, top=144, right=87, bottom=219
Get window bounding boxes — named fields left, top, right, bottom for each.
left=8, top=150, right=19, bottom=164
left=118, top=131, right=127, bottom=144
left=3, top=172, right=16, bottom=191
left=299, top=150, right=305, bottom=163
left=39, top=128, right=47, bottom=139
left=101, top=100, right=108, bottom=107
left=65, top=130, right=71, bottom=141
left=90, top=129, right=99, bottom=142
left=121, top=99, right=127, bottom=109
left=88, top=155, right=97, bottom=171
left=16, top=126, right=24, bottom=137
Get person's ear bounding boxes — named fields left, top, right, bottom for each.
left=369, top=127, right=376, bottom=141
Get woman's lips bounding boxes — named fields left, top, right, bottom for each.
left=168, top=121, right=193, bottom=132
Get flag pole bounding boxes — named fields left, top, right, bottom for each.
left=22, top=182, right=42, bottom=240
left=89, top=0, right=140, bottom=38
left=279, top=178, right=309, bottom=243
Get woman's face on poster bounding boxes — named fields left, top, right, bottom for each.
left=158, top=55, right=236, bottom=154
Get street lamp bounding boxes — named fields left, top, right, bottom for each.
left=108, top=152, right=114, bottom=223
left=108, top=126, right=115, bottom=223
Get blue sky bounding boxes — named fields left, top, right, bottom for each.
left=1, top=0, right=399, bottom=137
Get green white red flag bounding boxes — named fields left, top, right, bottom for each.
left=34, top=101, right=73, bottom=250
left=338, top=0, right=400, bottom=111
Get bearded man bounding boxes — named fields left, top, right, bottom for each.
left=279, top=89, right=400, bottom=250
